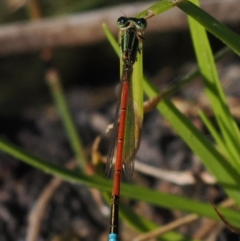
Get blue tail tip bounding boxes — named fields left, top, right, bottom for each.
left=109, top=233, right=118, bottom=241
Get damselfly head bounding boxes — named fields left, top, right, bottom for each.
left=117, top=17, right=147, bottom=31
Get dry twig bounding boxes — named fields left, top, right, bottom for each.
left=134, top=161, right=216, bottom=185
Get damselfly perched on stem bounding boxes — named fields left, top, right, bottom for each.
left=105, top=14, right=151, bottom=241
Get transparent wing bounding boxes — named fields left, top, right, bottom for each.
left=123, top=77, right=141, bottom=180
left=104, top=84, right=123, bottom=177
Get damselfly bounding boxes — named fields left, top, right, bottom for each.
left=105, top=16, right=148, bottom=241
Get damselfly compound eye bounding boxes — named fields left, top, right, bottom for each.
left=117, top=16, right=129, bottom=28
left=135, top=18, right=147, bottom=30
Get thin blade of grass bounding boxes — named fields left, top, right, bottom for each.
left=46, top=69, right=87, bottom=170
left=102, top=23, right=119, bottom=55
left=1, top=137, right=240, bottom=226
left=177, top=0, right=240, bottom=55
left=185, top=0, right=240, bottom=169
left=132, top=41, right=144, bottom=126
left=137, top=0, right=176, bottom=18
left=199, top=111, right=225, bottom=152
left=0, top=137, right=109, bottom=189
left=143, top=79, right=240, bottom=205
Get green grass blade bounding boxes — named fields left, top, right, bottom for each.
left=199, top=111, right=225, bottom=152
left=177, top=0, right=240, bottom=55
left=132, top=41, right=144, bottom=124
left=137, top=0, right=176, bottom=18
left=157, top=47, right=231, bottom=100
left=185, top=0, right=240, bottom=169
left=0, top=137, right=109, bottom=189
left=46, top=71, right=87, bottom=170
left=1, top=137, right=240, bottom=227
left=102, top=23, right=119, bottom=56
left=143, top=79, right=240, bottom=205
